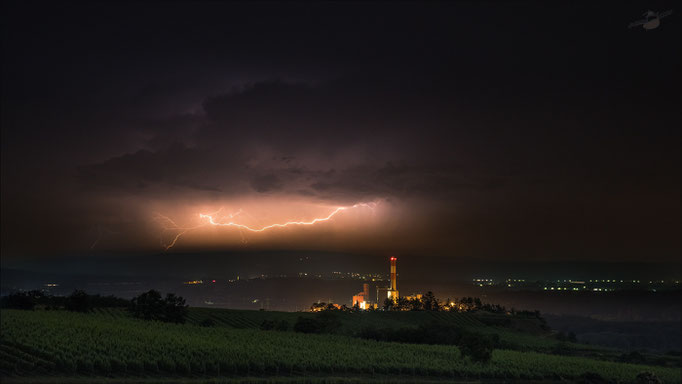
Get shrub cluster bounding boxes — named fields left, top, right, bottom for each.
left=129, top=290, right=188, bottom=323
left=260, top=319, right=289, bottom=331
left=0, top=290, right=129, bottom=312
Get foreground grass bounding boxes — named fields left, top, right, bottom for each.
left=0, top=375, right=490, bottom=383
left=1, top=310, right=679, bottom=383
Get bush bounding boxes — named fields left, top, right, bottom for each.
left=578, top=372, right=608, bottom=384
left=459, top=334, right=493, bottom=363
left=65, top=290, right=92, bottom=312
left=635, top=372, right=662, bottom=384
left=275, top=320, right=289, bottom=331
left=200, top=318, right=216, bottom=327
left=619, top=351, right=646, bottom=364
left=260, top=320, right=276, bottom=330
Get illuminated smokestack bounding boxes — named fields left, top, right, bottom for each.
left=363, top=283, right=370, bottom=299
left=390, top=257, right=397, bottom=292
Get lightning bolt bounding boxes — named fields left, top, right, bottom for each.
left=89, top=225, right=119, bottom=250
left=153, top=213, right=204, bottom=250
left=155, top=202, right=376, bottom=250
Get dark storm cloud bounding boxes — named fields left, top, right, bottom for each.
left=75, top=78, right=509, bottom=204
left=1, top=1, right=679, bottom=260
left=251, top=174, right=283, bottom=193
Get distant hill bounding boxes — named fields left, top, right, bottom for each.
left=545, top=314, right=682, bottom=353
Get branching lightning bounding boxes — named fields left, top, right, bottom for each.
left=155, top=202, right=376, bottom=250
left=89, top=225, right=118, bottom=250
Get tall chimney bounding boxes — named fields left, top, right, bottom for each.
left=390, top=257, right=397, bottom=291
left=363, top=283, right=370, bottom=299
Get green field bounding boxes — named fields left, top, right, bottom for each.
left=1, top=309, right=679, bottom=383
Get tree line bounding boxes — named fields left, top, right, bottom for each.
left=1, top=289, right=188, bottom=323
left=0, top=290, right=128, bottom=311
left=383, top=293, right=510, bottom=313
left=311, top=291, right=510, bottom=313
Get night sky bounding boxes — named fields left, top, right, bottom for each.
left=1, top=2, right=679, bottom=263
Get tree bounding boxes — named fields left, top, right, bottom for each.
left=65, top=290, right=92, bottom=312
left=383, top=298, right=394, bottom=311
left=409, top=297, right=424, bottom=311
left=396, top=297, right=410, bottom=311
left=445, top=297, right=452, bottom=310
left=473, top=297, right=482, bottom=309
left=130, top=290, right=164, bottom=320
left=1, top=292, right=36, bottom=310
left=129, top=290, right=188, bottom=323
left=163, top=293, right=188, bottom=323
left=567, top=331, right=577, bottom=343
left=422, top=291, right=439, bottom=311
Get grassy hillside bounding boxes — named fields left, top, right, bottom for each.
left=103, top=306, right=577, bottom=353
left=100, top=306, right=671, bottom=362
left=183, top=307, right=603, bottom=355
left=2, top=309, right=680, bottom=383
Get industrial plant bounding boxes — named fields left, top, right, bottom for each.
left=352, top=257, right=401, bottom=309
